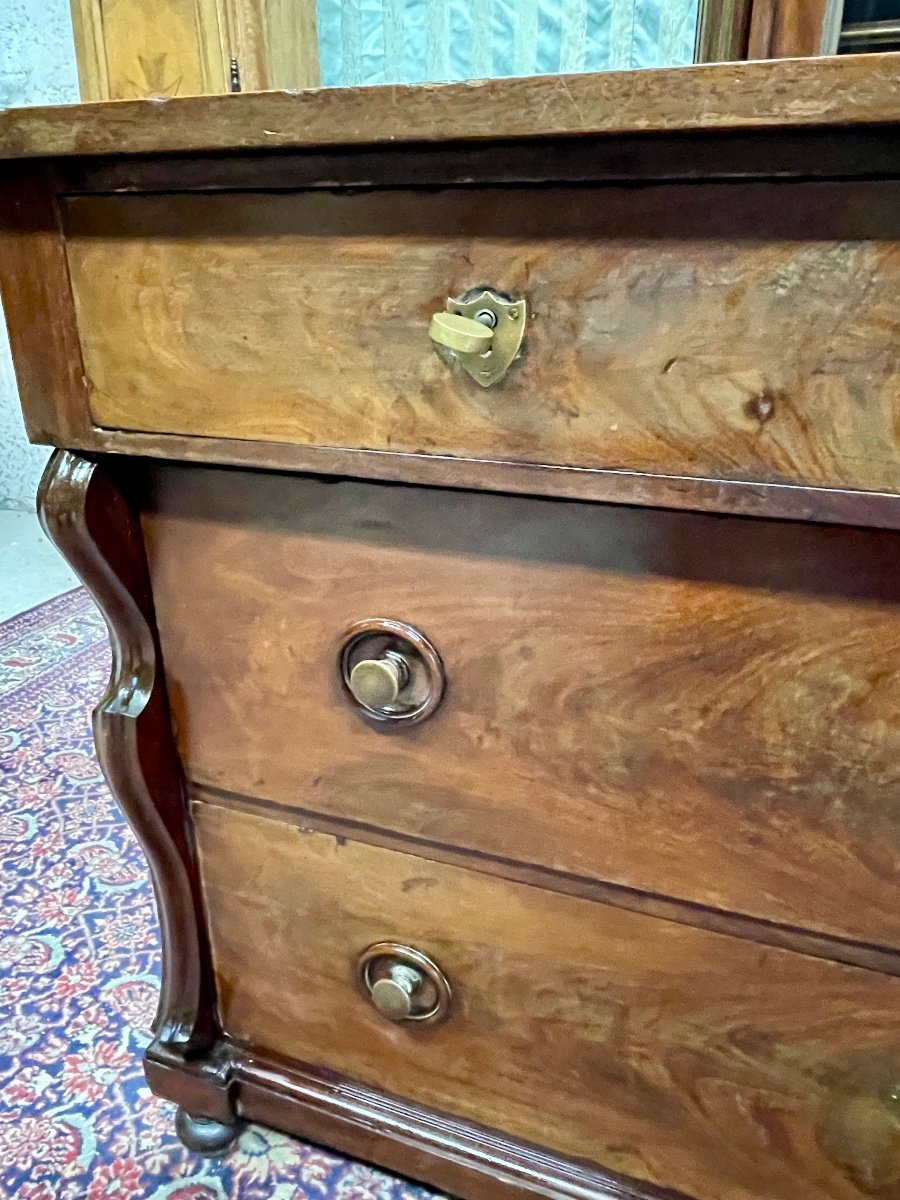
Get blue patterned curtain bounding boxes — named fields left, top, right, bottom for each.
left=316, top=0, right=699, bottom=87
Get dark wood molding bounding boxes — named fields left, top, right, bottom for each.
left=748, top=0, right=832, bottom=58
left=37, top=449, right=219, bottom=1053
left=0, top=166, right=92, bottom=445
left=192, top=783, right=900, bottom=980
left=5, top=55, right=900, bottom=161
left=695, top=0, right=754, bottom=61
left=697, top=0, right=833, bottom=62
left=51, top=127, right=900, bottom=195
left=146, top=1039, right=692, bottom=1200
left=64, top=429, right=900, bottom=533
left=145, top=1038, right=237, bottom=1123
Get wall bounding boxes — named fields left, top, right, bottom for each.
left=0, top=0, right=80, bottom=509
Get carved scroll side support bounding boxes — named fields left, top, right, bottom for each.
left=38, top=449, right=219, bottom=1056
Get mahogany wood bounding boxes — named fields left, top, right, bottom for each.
left=696, top=0, right=834, bottom=62
left=193, top=782, right=900, bottom=980
left=0, top=167, right=92, bottom=445
left=62, top=181, right=900, bottom=494
left=146, top=1044, right=686, bottom=1200
left=140, top=463, right=900, bottom=952
left=3, top=55, right=900, bottom=160
left=51, top=126, right=900, bottom=193
left=37, top=449, right=218, bottom=1053
left=41, top=425, right=900, bottom=532
left=5, top=68, right=900, bottom=528
left=7, top=57, right=900, bottom=1200
left=748, top=0, right=833, bottom=57
left=695, top=0, right=754, bottom=61
left=194, top=802, right=900, bottom=1200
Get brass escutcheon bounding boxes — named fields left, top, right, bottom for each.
left=429, top=288, right=526, bottom=387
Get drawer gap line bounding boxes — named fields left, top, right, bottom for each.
left=189, top=782, right=900, bottom=978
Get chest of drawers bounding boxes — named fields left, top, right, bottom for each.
left=4, top=54, right=900, bottom=1200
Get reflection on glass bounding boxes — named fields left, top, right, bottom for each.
left=840, top=0, right=900, bottom=52
left=843, top=0, right=900, bottom=19
left=315, top=0, right=700, bottom=88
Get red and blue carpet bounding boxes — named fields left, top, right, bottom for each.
left=0, top=587, right=442, bottom=1200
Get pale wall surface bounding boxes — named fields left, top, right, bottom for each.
left=0, top=0, right=80, bottom=509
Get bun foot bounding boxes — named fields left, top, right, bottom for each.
left=175, top=1107, right=243, bottom=1156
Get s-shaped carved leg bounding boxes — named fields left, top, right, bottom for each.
left=38, top=450, right=221, bottom=1057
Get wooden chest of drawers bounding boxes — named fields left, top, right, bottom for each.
left=5, top=55, right=900, bottom=1200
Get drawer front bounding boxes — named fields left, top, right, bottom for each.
left=64, top=180, right=900, bottom=492
left=142, top=463, right=900, bottom=951
left=195, top=802, right=900, bottom=1200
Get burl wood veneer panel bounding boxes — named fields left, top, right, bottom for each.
left=194, top=802, right=900, bottom=1200
left=64, top=181, right=900, bottom=491
left=140, top=463, right=900, bottom=950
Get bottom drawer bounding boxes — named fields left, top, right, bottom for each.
left=194, top=802, right=900, bottom=1200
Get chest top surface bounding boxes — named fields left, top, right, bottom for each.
left=4, top=53, right=900, bottom=530
left=1, top=53, right=900, bottom=159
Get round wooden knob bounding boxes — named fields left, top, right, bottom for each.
left=369, top=964, right=424, bottom=1021
left=349, top=657, right=403, bottom=709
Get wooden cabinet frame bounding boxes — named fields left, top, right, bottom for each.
left=68, top=0, right=319, bottom=101
left=696, top=0, right=843, bottom=61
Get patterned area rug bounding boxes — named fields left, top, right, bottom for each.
left=0, top=588, right=442, bottom=1200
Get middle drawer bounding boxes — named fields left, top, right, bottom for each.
left=141, top=461, right=900, bottom=950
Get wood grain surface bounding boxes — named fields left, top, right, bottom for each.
left=54, top=424, right=900, bottom=531
left=64, top=180, right=900, bottom=492
left=0, top=167, right=92, bottom=445
left=194, top=802, right=900, bottom=1200
left=74, top=0, right=228, bottom=102
left=146, top=1046, right=684, bottom=1200
left=38, top=451, right=219, bottom=1054
left=695, top=0, right=754, bottom=61
left=140, top=463, right=900, bottom=951
left=4, top=54, right=900, bottom=160
left=264, top=0, right=319, bottom=90
left=748, top=0, right=833, bottom=57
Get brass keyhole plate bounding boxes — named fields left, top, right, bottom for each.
left=357, top=941, right=452, bottom=1025
left=444, top=289, right=526, bottom=387
left=338, top=618, right=445, bottom=725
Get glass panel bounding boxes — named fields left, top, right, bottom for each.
left=840, top=0, right=900, bottom=53
left=315, top=0, right=700, bottom=87
left=843, top=0, right=900, bottom=20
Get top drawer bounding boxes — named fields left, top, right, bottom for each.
left=62, top=180, right=900, bottom=494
